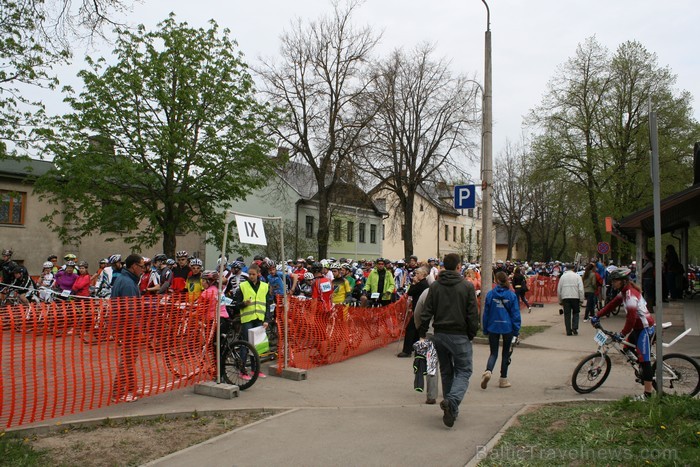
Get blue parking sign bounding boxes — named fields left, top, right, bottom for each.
left=454, top=185, right=475, bottom=209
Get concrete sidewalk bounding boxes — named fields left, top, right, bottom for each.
left=16, top=303, right=700, bottom=466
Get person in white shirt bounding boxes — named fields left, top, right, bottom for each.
left=557, top=269, right=585, bottom=336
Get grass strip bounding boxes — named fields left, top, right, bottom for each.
left=478, top=395, right=700, bottom=466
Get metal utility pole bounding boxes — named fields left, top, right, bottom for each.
left=649, top=103, right=664, bottom=394
left=480, top=0, right=494, bottom=307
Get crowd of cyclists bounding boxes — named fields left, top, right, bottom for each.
left=1, top=246, right=696, bottom=312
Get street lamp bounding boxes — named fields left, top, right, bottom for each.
left=479, top=0, right=494, bottom=308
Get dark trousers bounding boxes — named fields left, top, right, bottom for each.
left=562, top=298, right=580, bottom=335
left=486, top=333, right=513, bottom=378
left=584, top=292, right=596, bottom=319
left=402, top=318, right=418, bottom=354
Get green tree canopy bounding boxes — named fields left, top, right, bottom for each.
left=35, top=14, right=280, bottom=255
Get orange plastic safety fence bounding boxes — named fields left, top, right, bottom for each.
left=524, top=275, right=560, bottom=305
left=0, top=294, right=218, bottom=429
left=274, top=295, right=408, bottom=371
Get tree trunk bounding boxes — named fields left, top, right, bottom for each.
left=402, top=190, right=415, bottom=259
left=316, top=186, right=330, bottom=259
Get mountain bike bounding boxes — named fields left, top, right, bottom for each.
left=164, top=310, right=260, bottom=390
left=571, top=322, right=700, bottom=396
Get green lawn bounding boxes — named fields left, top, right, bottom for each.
left=478, top=395, right=700, bottom=466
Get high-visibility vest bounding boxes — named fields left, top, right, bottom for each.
left=239, top=280, right=269, bottom=323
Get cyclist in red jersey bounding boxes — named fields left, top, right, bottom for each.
left=591, top=267, right=656, bottom=400
left=171, top=250, right=191, bottom=293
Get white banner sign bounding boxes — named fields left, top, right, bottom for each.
left=234, top=215, right=267, bottom=246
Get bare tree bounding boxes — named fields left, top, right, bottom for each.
left=493, top=140, right=529, bottom=259
left=256, top=0, right=380, bottom=259
left=361, top=43, right=479, bottom=258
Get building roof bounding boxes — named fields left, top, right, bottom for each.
left=276, top=160, right=386, bottom=215
left=0, top=158, right=54, bottom=180
left=617, top=182, right=700, bottom=238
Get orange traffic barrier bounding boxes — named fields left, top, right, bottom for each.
left=1, top=294, right=217, bottom=429
left=274, top=295, right=408, bottom=370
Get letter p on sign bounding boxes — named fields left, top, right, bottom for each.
left=234, top=215, right=268, bottom=246
left=454, top=185, right=476, bottom=209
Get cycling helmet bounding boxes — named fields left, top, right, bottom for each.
left=64, top=253, right=77, bottom=260
left=265, top=258, right=276, bottom=269
left=396, top=259, right=405, bottom=265
left=376, top=257, right=385, bottom=264
left=341, top=263, right=351, bottom=271
left=165, top=258, right=176, bottom=266
left=142, top=257, right=151, bottom=264
left=202, top=270, right=219, bottom=282
left=42, top=261, right=54, bottom=269
left=330, top=263, right=340, bottom=270
left=320, top=259, right=331, bottom=268
left=78, top=261, right=88, bottom=268
left=12, top=265, right=28, bottom=275
left=108, top=254, right=122, bottom=264
left=176, top=250, right=189, bottom=258
left=153, top=253, right=167, bottom=262
left=190, top=258, right=203, bottom=267
left=99, top=258, right=108, bottom=264
left=303, top=272, right=314, bottom=280
left=230, top=260, right=245, bottom=269
left=2, top=249, right=12, bottom=256
left=65, top=261, right=76, bottom=267
left=309, top=262, right=323, bottom=274
left=609, top=267, right=631, bottom=281
left=296, top=258, right=305, bottom=264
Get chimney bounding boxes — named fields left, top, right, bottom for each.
left=694, top=142, right=700, bottom=185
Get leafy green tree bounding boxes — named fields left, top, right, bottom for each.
left=528, top=36, right=698, bottom=257
left=35, top=15, right=280, bottom=256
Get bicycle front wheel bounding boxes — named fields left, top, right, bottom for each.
left=652, top=353, right=700, bottom=397
left=572, top=352, right=611, bottom=394
left=222, top=340, right=260, bottom=390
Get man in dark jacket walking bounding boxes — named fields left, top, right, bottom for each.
left=418, top=253, right=479, bottom=427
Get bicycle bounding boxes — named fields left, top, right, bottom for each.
left=164, top=309, right=260, bottom=390
left=571, top=322, right=700, bottom=396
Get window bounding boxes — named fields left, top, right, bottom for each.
left=453, top=226, right=457, bottom=242
left=370, top=224, right=377, bottom=244
left=359, top=222, right=366, bottom=243
left=477, top=207, right=482, bottom=219
left=420, top=203, right=424, bottom=212
left=305, top=215, right=314, bottom=239
left=468, top=208, right=474, bottom=218
left=0, top=190, right=26, bottom=225
left=469, top=228, right=472, bottom=242
left=444, top=225, right=448, bottom=241
left=401, top=224, right=404, bottom=241
left=333, top=219, right=341, bottom=242
left=382, top=224, right=385, bottom=241
left=461, top=227, right=465, bottom=243
left=347, top=221, right=354, bottom=242
left=476, top=230, right=480, bottom=245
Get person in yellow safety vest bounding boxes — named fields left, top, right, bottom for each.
left=233, top=263, right=270, bottom=379
left=360, top=257, right=395, bottom=307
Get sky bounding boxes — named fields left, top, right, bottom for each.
left=42, top=0, right=699, bottom=176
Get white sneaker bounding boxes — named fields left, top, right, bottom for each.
left=481, top=370, right=491, bottom=389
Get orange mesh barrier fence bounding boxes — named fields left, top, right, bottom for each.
left=275, top=295, right=408, bottom=370
left=525, top=275, right=560, bottom=305
left=1, top=294, right=218, bottom=429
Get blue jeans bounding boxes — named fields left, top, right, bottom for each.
left=430, top=333, right=473, bottom=418
left=486, top=333, right=513, bottom=378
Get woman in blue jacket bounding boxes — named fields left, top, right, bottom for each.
left=481, top=271, right=521, bottom=389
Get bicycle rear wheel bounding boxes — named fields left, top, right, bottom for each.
left=221, top=340, right=260, bottom=390
left=572, top=353, right=611, bottom=394
left=652, top=353, right=700, bottom=397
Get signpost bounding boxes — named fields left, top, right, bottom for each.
left=454, top=184, right=476, bottom=209
left=597, top=241, right=610, bottom=256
